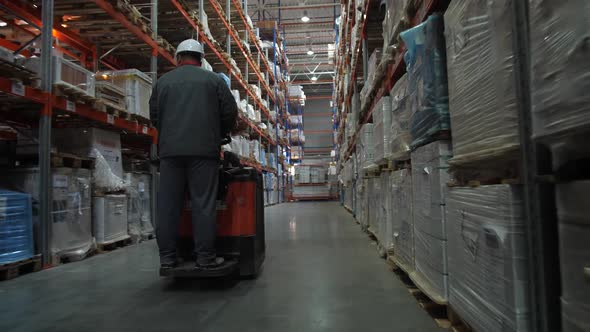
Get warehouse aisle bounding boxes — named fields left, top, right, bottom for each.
left=0, top=202, right=442, bottom=332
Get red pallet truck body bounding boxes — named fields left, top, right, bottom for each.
left=163, top=151, right=265, bottom=278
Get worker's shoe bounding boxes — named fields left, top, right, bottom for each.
left=195, top=257, right=225, bottom=269
left=159, top=260, right=178, bottom=276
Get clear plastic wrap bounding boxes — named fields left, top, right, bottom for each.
left=382, top=0, right=410, bottom=49
left=445, top=0, right=519, bottom=164
left=414, top=227, right=448, bottom=302
left=97, top=69, right=152, bottom=119
left=411, top=140, right=452, bottom=240
left=125, top=173, right=153, bottom=242
left=93, top=194, right=129, bottom=245
left=447, top=185, right=531, bottom=332
left=360, top=124, right=375, bottom=170
left=529, top=0, right=590, bottom=141
left=377, top=172, right=393, bottom=251
left=390, top=169, right=414, bottom=271
left=372, top=96, right=392, bottom=163
left=0, top=168, right=94, bottom=259
left=555, top=181, right=590, bottom=321
left=93, top=148, right=129, bottom=192
left=0, top=190, right=33, bottom=264
left=388, top=74, right=411, bottom=161
left=401, top=14, right=450, bottom=149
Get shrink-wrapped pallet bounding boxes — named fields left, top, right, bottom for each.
left=360, top=124, right=375, bottom=170
left=414, top=227, right=448, bottom=302
left=445, top=0, right=519, bottom=164
left=391, top=169, right=414, bottom=271
left=401, top=14, right=450, bottom=149
left=93, top=194, right=129, bottom=245
left=377, top=172, right=392, bottom=250
left=373, top=96, right=392, bottom=163
left=0, top=168, right=94, bottom=259
left=358, top=178, right=370, bottom=228
left=0, top=190, right=33, bottom=264
left=447, top=185, right=531, bottom=332
left=382, top=0, right=410, bottom=49
left=411, top=140, right=451, bottom=240
left=388, top=74, right=411, bottom=161
left=530, top=0, right=590, bottom=141
left=125, top=173, right=153, bottom=242
left=555, top=181, right=590, bottom=332
left=97, top=69, right=152, bottom=120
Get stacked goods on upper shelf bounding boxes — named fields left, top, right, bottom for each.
left=411, top=140, right=452, bottom=303
left=125, top=173, right=154, bottom=243
left=382, top=0, right=410, bottom=51
left=529, top=0, right=590, bottom=172
left=400, top=14, right=449, bottom=150
left=372, top=96, right=392, bottom=164
left=291, top=129, right=305, bottom=146
left=22, top=52, right=95, bottom=98
left=0, top=190, right=33, bottom=264
left=97, top=69, right=153, bottom=120
left=360, top=50, right=382, bottom=111
left=447, top=185, right=531, bottom=332
left=444, top=0, right=519, bottom=165
left=390, top=169, right=413, bottom=271
left=0, top=168, right=94, bottom=263
left=93, top=194, right=129, bottom=246
left=387, top=74, right=411, bottom=161
left=555, top=181, right=590, bottom=331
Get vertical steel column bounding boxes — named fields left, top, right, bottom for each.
left=39, top=0, right=54, bottom=266
left=272, top=27, right=280, bottom=203
left=512, top=1, right=560, bottom=331
left=150, top=0, right=159, bottom=230
left=361, top=38, right=368, bottom=84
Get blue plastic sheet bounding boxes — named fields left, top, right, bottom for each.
left=0, top=190, right=34, bottom=264
left=217, top=72, right=231, bottom=88
left=401, top=14, right=450, bottom=149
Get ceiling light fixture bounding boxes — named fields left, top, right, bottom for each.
left=301, top=10, right=310, bottom=22
left=0, top=22, right=6, bottom=27
left=311, top=76, right=318, bottom=81
left=307, top=48, right=314, bottom=55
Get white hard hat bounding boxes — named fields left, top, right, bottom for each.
left=175, top=39, right=204, bottom=56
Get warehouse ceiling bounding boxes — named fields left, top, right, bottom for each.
left=248, top=0, right=340, bottom=97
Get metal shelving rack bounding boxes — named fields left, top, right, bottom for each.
left=0, top=0, right=292, bottom=265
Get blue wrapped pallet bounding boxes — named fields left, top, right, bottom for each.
left=401, top=13, right=450, bottom=149
left=0, top=190, right=34, bottom=264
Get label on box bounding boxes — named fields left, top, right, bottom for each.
left=66, top=100, right=76, bottom=112
left=53, top=174, right=69, bottom=188
left=107, top=114, right=114, bottom=124
left=142, top=126, right=148, bottom=134
left=138, top=182, right=145, bottom=192
left=11, top=80, right=25, bottom=96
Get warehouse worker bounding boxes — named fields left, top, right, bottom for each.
left=150, top=39, right=238, bottom=272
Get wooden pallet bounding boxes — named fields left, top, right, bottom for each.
left=130, top=113, right=151, bottom=126
left=51, top=247, right=96, bottom=266
left=53, top=83, right=96, bottom=104
left=51, top=152, right=94, bottom=169
left=97, top=236, right=132, bottom=253
left=0, top=254, right=42, bottom=281
left=448, top=150, right=522, bottom=187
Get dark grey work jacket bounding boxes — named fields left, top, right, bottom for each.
left=149, top=65, right=238, bottom=158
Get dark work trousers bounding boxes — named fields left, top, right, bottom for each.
left=156, top=157, right=219, bottom=264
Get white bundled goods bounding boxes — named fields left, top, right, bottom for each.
left=360, top=124, right=375, bottom=170
left=24, top=54, right=95, bottom=97
left=125, top=173, right=153, bottom=241
left=53, top=128, right=127, bottom=192
left=555, top=181, right=590, bottom=332
left=447, top=185, right=531, bottom=332
left=97, top=69, right=152, bottom=119
left=444, top=0, right=519, bottom=164
left=241, top=137, right=250, bottom=158
left=388, top=74, right=411, bottom=161
left=0, top=168, right=94, bottom=258
left=93, top=194, right=129, bottom=244
left=296, top=166, right=311, bottom=184
left=411, top=140, right=452, bottom=302
left=246, top=104, right=256, bottom=121
left=373, top=96, right=392, bottom=163
left=377, top=172, right=392, bottom=250
left=390, top=169, right=414, bottom=271
left=529, top=0, right=590, bottom=142
left=202, top=59, right=213, bottom=71
left=360, top=50, right=383, bottom=109
left=251, top=85, right=262, bottom=99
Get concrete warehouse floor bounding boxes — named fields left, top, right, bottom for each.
left=0, top=202, right=443, bottom=332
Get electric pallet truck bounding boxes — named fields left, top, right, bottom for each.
left=160, top=140, right=266, bottom=279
